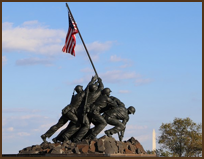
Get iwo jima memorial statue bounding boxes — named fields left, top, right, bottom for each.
left=18, top=3, right=155, bottom=157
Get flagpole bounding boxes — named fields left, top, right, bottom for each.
left=66, top=3, right=99, bottom=78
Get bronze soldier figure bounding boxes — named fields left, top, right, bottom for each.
left=84, top=88, right=118, bottom=140
left=41, top=76, right=97, bottom=142
left=102, top=105, right=135, bottom=141
left=71, top=77, right=104, bottom=143
left=109, top=96, right=125, bottom=107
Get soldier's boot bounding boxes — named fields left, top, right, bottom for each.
left=86, top=133, right=97, bottom=140
left=63, top=134, right=69, bottom=141
left=62, top=136, right=71, bottom=144
left=90, top=134, right=97, bottom=140
left=73, top=124, right=90, bottom=142
left=41, top=134, right=48, bottom=142
left=52, top=137, right=57, bottom=143
left=105, top=130, right=112, bottom=137
left=107, top=127, right=121, bottom=136
left=73, top=138, right=81, bottom=143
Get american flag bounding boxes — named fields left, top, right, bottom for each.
left=62, top=12, right=78, bottom=56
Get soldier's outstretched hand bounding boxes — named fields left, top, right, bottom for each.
left=98, top=77, right=102, bottom=82
left=91, top=75, right=97, bottom=82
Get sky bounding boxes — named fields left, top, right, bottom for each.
left=2, top=2, right=202, bottom=154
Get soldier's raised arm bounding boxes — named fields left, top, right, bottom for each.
left=97, top=77, right=104, bottom=91
left=122, top=115, right=129, bottom=126
left=84, top=75, right=97, bottom=91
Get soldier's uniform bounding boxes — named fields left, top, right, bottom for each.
left=72, top=78, right=104, bottom=142
left=41, top=76, right=98, bottom=142
left=52, top=77, right=99, bottom=142
left=110, top=96, right=125, bottom=107
left=83, top=89, right=118, bottom=140
left=41, top=91, right=85, bottom=140
left=102, top=106, right=129, bottom=136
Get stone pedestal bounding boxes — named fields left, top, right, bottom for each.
left=12, top=136, right=156, bottom=157
left=2, top=154, right=157, bottom=157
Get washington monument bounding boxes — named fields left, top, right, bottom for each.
left=152, top=129, right=156, bottom=151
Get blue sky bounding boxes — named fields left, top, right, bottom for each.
left=2, top=2, right=202, bottom=154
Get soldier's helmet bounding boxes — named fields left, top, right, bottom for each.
left=74, top=85, right=83, bottom=93
left=102, top=88, right=112, bottom=95
left=127, top=106, right=135, bottom=114
left=89, top=84, right=98, bottom=92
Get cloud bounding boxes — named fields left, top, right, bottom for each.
left=2, top=21, right=115, bottom=64
left=2, top=56, right=7, bottom=66
left=110, top=55, right=128, bottom=62
left=75, top=41, right=115, bottom=60
left=68, top=69, right=152, bottom=86
left=7, top=127, right=14, bottom=132
left=31, top=117, right=69, bottom=133
left=3, top=108, right=41, bottom=113
left=135, top=78, right=152, bottom=86
left=20, top=115, right=43, bottom=120
left=88, top=41, right=113, bottom=53
left=120, top=63, right=132, bottom=68
left=118, top=90, right=130, bottom=94
left=2, top=110, right=57, bottom=140
left=16, top=57, right=53, bottom=66
left=68, top=69, right=152, bottom=87
left=2, top=109, right=70, bottom=146
left=100, top=70, right=141, bottom=83
left=2, top=107, right=51, bottom=128
left=2, top=22, right=13, bottom=29
left=17, top=132, right=31, bottom=136
left=69, top=74, right=96, bottom=85
left=122, top=125, right=151, bottom=143
left=110, top=55, right=133, bottom=69
left=126, top=125, right=148, bottom=130
left=70, top=77, right=87, bottom=85
left=2, top=21, right=65, bottom=56
left=33, top=123, right=56, bottom=132
left=22, top=20, right=43, bottom=27
left=80, top=67, right=93, bottom=73
left=76, top=41, right=113, bottom=53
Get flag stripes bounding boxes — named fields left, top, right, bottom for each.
left=62, top=12, right=78, bottom=56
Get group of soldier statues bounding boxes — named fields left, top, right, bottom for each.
left=41, top=76, right=135, bottom=143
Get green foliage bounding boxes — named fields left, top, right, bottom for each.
left=146, top=150, right=153, bottom=154
left=158, top=117, right=202, bottom=157
left=146, top=149, right=172, bottom=157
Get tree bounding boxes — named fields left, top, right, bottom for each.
left=158, top=117, right=202, bottom=157
left=146, top=149, right=172, bottom=157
